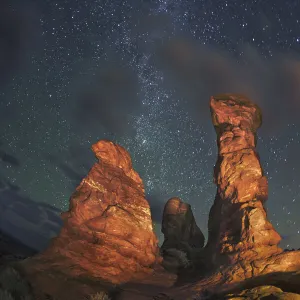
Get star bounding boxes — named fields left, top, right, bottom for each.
left=0, top=0, right=300, bottom=249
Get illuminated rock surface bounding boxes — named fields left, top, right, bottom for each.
left=9, top=95, right=300, bottom=300
left=206, top=93, right=282, bottom=265
left=164, top=94, right=300, bottom=300
left=16, top=140, right=161, bottom=299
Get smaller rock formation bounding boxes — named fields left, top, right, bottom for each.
left=16, top=140, right=161, bottom=299
left=161, top=197, right=205, bottom=273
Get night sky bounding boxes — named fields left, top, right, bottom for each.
left=1, top=0, right=300, bottom=249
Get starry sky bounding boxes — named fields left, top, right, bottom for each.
left=1, top=0, right=300, bottom=249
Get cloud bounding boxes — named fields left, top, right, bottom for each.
left=0, top=0, right=40, bottom=85
left=0, top=150, right=20, bottom=167
left=71, top=62, right=141, bottom=136
left=0, top=175, right=62, bottom=252
left=45, top=152, right=88, bottom=190
left=0, top=140, right=20, bottom=167
left=156, top=37, right=300, bottom=134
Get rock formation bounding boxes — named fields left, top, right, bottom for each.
left=160, top=197, right=205, bottom=273
left=15, top=140, right=161, bottom=299
left=206, top=93, right=282, bottom=266
left=6, top=94, right=300, bottom=300
left=163, top=94, right=300, bottom=300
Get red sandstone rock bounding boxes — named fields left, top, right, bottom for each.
left=206, top=94, right=282, bottom=266
left=17, top=140, right=161, bottom=298
left=163, top=94, right=300, bottom=300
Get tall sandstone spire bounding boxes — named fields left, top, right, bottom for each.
left=206, top=93, right=282, bottom=266
left=166, top=94, right=300, bottom=300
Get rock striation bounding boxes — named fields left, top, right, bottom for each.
left=160, top=197, right=205, bottom=273
left=16, top=140, right=161, bottom=299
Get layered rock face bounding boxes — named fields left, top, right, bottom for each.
left=17, top=140, right=160, bottom=298
left=160, top=197, right=205, bottom=272
left=206, top=94, right=282, bottom=265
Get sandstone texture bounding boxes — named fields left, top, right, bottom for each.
left=163, top=94, right=300, bottom=300
left=160, top=197, right=205, bottom=273
left=17, top=140, right=161, bottom=299
left=206, top=93, right=282, bottom=265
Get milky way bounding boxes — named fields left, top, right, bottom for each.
left=1, top=0, right=300, bottom=248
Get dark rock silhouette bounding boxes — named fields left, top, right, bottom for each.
left=0, top=229, right=37, bottom=266
left=160, top=197, right=205, bottom=273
